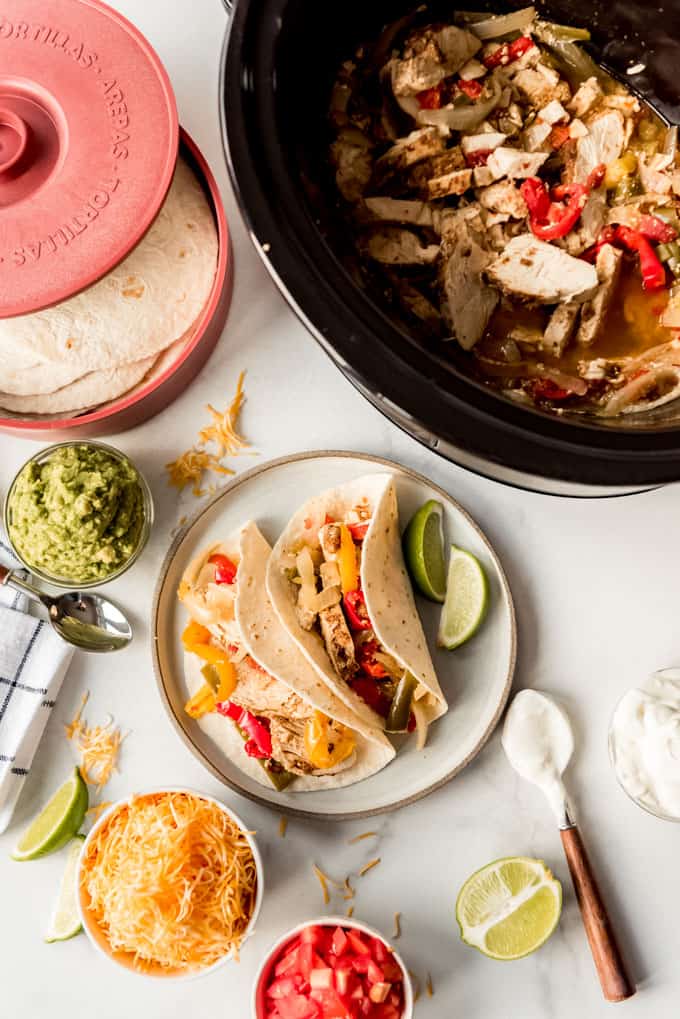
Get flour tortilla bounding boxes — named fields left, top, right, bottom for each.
left=267, top=474, right=448, bottom=730
left=0, top=354, right=157, bottom=414
left=179, top=522, right=394, bottom=793
left=0, top=157, right=217, bottom=388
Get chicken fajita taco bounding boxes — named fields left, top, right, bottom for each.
left=178, top=520, right=394, bottom=792
left=267, top=475, right=447, bottom=747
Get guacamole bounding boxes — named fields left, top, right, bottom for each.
left=8, top=445, right=146, bottom=583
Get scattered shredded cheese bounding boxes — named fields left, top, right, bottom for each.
left=393, top=912, right=402, bottom=939
left=410, top=971, right=421, bottom=1003
left=346, top=905, right=354, bottom=918
left=65, top=692, right=124, bottom=790
left=80, top=791, right=258, bottom=973
left=343, top=877, right=355, bottom=901
left=358, top=857, right=381, bottom=877
left=165, top=371, right=251, bottom=496
left=313, top=864, right=331, bottom=905
left=86, top=801, right=113, bottom=823
left=426, top=971, right=434, bottom=997
left=348, top=830, right=377, bottom=844
left=279, top=817, right=288, bottom=838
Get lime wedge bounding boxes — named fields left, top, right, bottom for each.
left=438, top=546, right=488, bottom=649
left=456, top=857, right=562, bottom=961
left=403, top=499, right=447, bottom=603
left=11, top=767, right=88, bottom=862
left=45, top=835, right=85, bottom=943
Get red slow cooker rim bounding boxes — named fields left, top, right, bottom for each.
left=221, top=0, right=680, bottom=488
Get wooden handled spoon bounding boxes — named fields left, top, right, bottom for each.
left=502, top=689, right=635, bottom=1002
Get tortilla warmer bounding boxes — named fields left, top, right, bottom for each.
left=0, top=0, right=233, bottom=438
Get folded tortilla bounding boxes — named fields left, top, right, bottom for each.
left=267, top=474, right=447, bottom=732
left=179, top=521, right=394, bottom=792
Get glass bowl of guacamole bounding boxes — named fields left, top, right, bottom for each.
left=4, top=441, right=154, bottom=588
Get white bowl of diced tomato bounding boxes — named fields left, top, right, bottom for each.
left=252, top=916, right=413, bottom=1019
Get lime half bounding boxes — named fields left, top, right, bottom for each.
left=403, top=500, right=447, bottom=602
left=456, top=857, right=562, bottom=961
left=438, top=546, right=488, bottom=649
left=11, top=767, right=88, bottom=862
left=45, top=835, right=85, bottom=943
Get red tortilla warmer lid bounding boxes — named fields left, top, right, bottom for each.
left=0, top=0, right=178, bottom=318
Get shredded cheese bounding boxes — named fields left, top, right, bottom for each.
left=410, top=971, right=421, bottom=1003
left=278, top=817, right=288, bottom=839
left=358, top=857, right=381, bottom=877
left=393, top=912, right=402, bottom=939
left=86, top=801, right=113, bottom=824
left=426, top=971, right=434, bottom=997
left=343, top=877, right=355, bottom=901
left=165, top=372, right=251, bottom=496
left=348, top=830, right=377, bottom=844
left=80, top=792, right=258, bottom=973
left=346, top=905, right=354, bottom=918
left=313, top=864, right=331, bottom=905
left=65, top=693, right=124, bottom=790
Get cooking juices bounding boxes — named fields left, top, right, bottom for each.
left=328, top=6, right=680, bottom=418
left=609, top=670, right=680, bottom=821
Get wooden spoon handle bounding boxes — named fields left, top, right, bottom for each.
left=560, top=825, right=635, bottom=1002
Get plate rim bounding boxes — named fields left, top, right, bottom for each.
left=151, top=449, right=517, bottom=820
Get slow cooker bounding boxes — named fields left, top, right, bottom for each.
left=220, top=0, right=680, bottom=495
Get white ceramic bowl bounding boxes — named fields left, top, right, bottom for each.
left=77, top=787, right=264, bottom=980
left=251, top=915, right=414, bottom=1018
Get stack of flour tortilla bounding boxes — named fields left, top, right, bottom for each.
left=0, top=158, right=218, bottom=418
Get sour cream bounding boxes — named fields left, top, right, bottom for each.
left=502, top=689, right=574, bottom=823
left=609, top=670, right=680, bottom=821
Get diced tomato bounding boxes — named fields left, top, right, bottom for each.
left=276, top=995, right=321, bottom=1019
left=347, top=931, right=369, bottom=955
left=347, top=522, right=369, bottom=542
left=331, top=927, right=349, bottom=957
left=367, top=960, right=386, bottom=985
left=416, top=83, right=442, bottom=109
left=267, top=975, right=307, bottom=999
left=530, top=378, right=572, bottom=401
left=310, top=969, right=335, bottom=990
left=301, top=926, right=328, bottom=949
left=208, top=552, right=237, bottom=585
left=370, top=937, right=391, bottom=964
left=335, top=966, right=356, bottom=996
left=458, top=77, right=482, bottom=99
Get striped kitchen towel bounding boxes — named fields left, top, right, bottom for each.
left=0, top=534, right=73, bottom=833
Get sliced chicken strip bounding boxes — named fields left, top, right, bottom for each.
left=427, top=167, right=473, bottom=199
left=365, top=227, right=441, bottom=265
left=486, top=235, right=599, bottom=304
left=567, top=76, right=603, bottom=118
left=391, top=26, right=480, bottom=95
left=573, top=110, right=625, bottom=182
left=364, top=197, right=437, bottom=229
left=375, top=127, right=444, bottom=175
left=544, top=303, right=581, bottom=357
left=477, top=180, right=528, bottom=219
left=486, top=147, right=548, bottom=180
left=440, top=211, right=498, bottom=349
left=514, top=66, right=571, bottom=109
left=576, top=244, right=623, bottom=346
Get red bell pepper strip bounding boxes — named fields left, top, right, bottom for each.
left=458, top=78, right=482, bottom=100
left=347, top=521, right=369, bottom=542
left=581, top=224, right=618, bottom=263
left=531, top=378, right=572, bottom=401
left=343, top=589, right=372, bottom=631
left=637, top=214, right=678, bottom=243
left=216, top=701, right=273, bottom=757
left=483, top=35, right=535, bottom=69
left=523, top=164, right=606, bottom=242
left=208, top=553, right=237, bottom=585
left=356, top=639, right=389, bottom=679
left=416, top=83, right=442, bottom=109
left=521, top=177, right=551, bottom=221
left=615, top=224, right=667, bottom=290
left=464, top=148, right=493, bottom=168
left=349, top=676, right=391, bottom=717
left=549, top=124, right=571, bottom=149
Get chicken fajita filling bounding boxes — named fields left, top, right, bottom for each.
left=329, top=6, right=680, bottom=418
left=179, top=550, right=357, bottom=791
left=288, top=505, right=425, bottom=735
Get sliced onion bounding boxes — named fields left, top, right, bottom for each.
left=411, top=700, right=429, bottom=751
left=527, top=364, right=588, bottom=395
left=466, top=6, right=535, bottom=40
left=663, top=125, right=678, bottom=163
left=601, top=366, right=680, bottom=415
left=416, top=77, right=502, bottom=133
left=310, top=586, right=342, bottom=613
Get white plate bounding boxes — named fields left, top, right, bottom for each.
left=152, top=451, right=516, bottom=819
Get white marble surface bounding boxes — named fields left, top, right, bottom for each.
left=1, top=2, right=679, bottom=1016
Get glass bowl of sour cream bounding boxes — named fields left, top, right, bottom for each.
left=608, top=669, right=680, bottom=823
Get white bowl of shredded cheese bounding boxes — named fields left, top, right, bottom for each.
left=77, top=787, right=263, bottom=979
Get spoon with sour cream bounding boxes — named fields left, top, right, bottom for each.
left=502, top=689, right=635, bottom=1003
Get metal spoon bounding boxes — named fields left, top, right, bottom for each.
left=0, top=564, right=132, bottom=652
left=502, top=690, right=634, bottom=1003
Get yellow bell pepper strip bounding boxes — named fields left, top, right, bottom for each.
left=337, top=524, right=359, bottom=594
left=184, top=684, right=216, bottom=719
left=200, top=661, right=238, bottom=702
left=304, top=711, right=356, bottom=770
left=181, top=620, right=212, bottom=650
